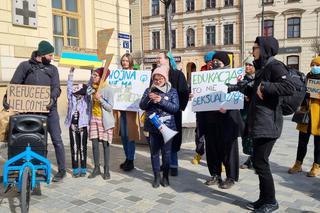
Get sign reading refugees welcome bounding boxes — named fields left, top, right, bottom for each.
left=7, top=84, right=50, bottom=113
left=107, top=69, right=152, bottom=111
left=191, top=68, right=245, bottom=112
left=307, top=78, right=320, bottom=99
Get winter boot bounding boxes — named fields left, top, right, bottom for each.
left=288, top=160, right=302, bottom=174
left=191, top=153, right=202, bottom=165
left=161, top=169, right=170, bottom=187
left=120, top=159, right=128, bottom=169
left=152, top=172, right=161, bottom=188
left=307, top=163, right=320, bottom=177
left=102, top=141, right=110, bottom=180
left=88, top=139, right=101, bottom=179
left=123, top=160, right=134, bottom=171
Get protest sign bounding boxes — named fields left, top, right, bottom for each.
left=107, top=69, right=152, bottom=111
left=97, top=28, right=114, bottom=60
left=7, top=84, right=50, bottom=113
left=307, top=78, right=320, bottom=99
left=191, top=68, right=245, bottom=112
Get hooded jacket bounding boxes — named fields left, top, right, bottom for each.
left=248, top=37, right=294, bottom=139
left=10, top=51, right=61, bottom=111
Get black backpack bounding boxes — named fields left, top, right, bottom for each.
left=279, top=62, right=307, bottom=116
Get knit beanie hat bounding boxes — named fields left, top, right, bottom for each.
left=152, top=65, right=169, bottom=82
left=94, top=67, right=111, bottom=80
left=311, top=56, right=320, bottom=66
left=244, top=55, right=255, bottom=66
left=212, top=51, right=230, bottom=66
left=38, top=40, right=54, bottom=56
left=204, top=51, right=216, bottom=63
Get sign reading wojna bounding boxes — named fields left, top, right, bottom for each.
left=107, top=69, right=151, bottom=111
left=191, top=68, right=245, bottom=112
left=7, top=84, right=50, bottom=113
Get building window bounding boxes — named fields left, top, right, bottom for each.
left=186, top=0, right=195, bottom=12
left=152, top=31, right=160, bottom=50
left=206, top=26, right=215, bottom=45
left=287, top=55, right=299, bottom=70
left=224, top=24, right=233, bottom=45
left=171, top=30, right=176, bottom=49
left=263, top=20, right=274, bottom=37
left=52, top=0, right=80, bottom=56
left=263, top=0, right=274, bottom=4
left=172, top=0, right=176, bottom=13
left=152, top=0, right=160, bottom=16
left=224, top=0, right=233, bottom=7
left=207, top=0, right=216, bottom=8
left=287, top=17, right=300, bottom=38
left=186, top=28, right=195, bottom=47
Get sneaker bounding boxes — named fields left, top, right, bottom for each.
left=72, top=168, right=80, bottom=178
left=219, top=178, right=235, bottom=189
left=80, top=168, right=87, bottom=177
left=52, top=170, right=66, bottom=182
left=246, top=200, right=264, bottom=210
left=88, top=167, right=101, bottom=179
left=191, top=154, right=202, bottom=165
left=254, top=202, right=279, bottom=213
left=170, top=168, right=178, bottom=176
left=205, top=175, right=222, bottom=186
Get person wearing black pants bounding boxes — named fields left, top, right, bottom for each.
left=296, top=132, right=320, bottom=165
left=246, top=37, right=295, bottom=213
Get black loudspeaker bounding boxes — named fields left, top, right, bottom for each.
left=8, top=114, right=48, bottom=164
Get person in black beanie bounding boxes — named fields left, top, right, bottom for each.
left=3, top=40, right=67, bottom=182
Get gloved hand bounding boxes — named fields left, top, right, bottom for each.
left=2, top=94, right=10, bottom=110
left=46, top=98, right=55, bottom=111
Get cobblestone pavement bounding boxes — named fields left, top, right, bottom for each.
left=0, top=118, right=320, bottom=213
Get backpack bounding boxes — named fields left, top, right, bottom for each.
left=279, top=62, right=307, bottom=116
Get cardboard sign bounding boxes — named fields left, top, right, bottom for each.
left=7, top=84, right=50, bottom=113
left=307, top=78, right=320, bottom=99
left=59, top=47, right=103, bottom=69
left=107, top=69, right=152, bottom=111
left=97, top=28, right=114, bottom=60
left=191, top=68, right=245, bottom=112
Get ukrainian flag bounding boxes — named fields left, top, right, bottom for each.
left=59, top=52, right=103, bottom=69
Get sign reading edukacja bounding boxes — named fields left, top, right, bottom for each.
left=7, top=84, right=50, bottom=113
left=191, top=68, right=245, bottom=112
left=107, top=69, right=151, bottom=111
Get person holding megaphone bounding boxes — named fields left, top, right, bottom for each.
left=140, top=65, right=179, bottom=188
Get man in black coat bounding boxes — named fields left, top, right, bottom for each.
left=246, top=37, right=294, bottom=213
left=3, top=41, right=66, bottom=182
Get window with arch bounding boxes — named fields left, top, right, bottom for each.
left=186, top=28, right=195, bottom=47
left=287, top=55, right=299, bottom=70
left=186, top=0, right=195, bottom=12
left=263, top=20, right=274, bottom=37
left=287, top=17, right=300, bottom=38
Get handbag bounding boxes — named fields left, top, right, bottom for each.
left=292, top=110, right=309, bottom=124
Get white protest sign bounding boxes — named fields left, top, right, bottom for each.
left=307, top=78, right=320, bottom=99
left=191, top=68, right=245, bottom=112
left=107, top=69, right=152, bottom=111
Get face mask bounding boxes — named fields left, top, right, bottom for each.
left=41, top=56, right=51, bottom=65
left=311, top=66, right=320, bottom=75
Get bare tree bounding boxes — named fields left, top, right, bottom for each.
left=311, top=38, right=320, bottom=56
left=160, top=0, right=173, bottom=51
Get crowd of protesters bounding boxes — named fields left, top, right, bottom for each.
left=3, top=36, right=320, bottom=213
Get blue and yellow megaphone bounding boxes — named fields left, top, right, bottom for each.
left=149, top=113, right=178, bottom=143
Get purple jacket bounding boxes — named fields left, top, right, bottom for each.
left=64, top=74, right=89, bottom=128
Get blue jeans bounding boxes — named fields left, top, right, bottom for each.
left=170, top=151, right=178, bottom=169
left=120, top=111, right=136, bottom=160
left=149, top=133, right=172, bottom=173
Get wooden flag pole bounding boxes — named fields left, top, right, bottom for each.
left=97, top=54, right=113, bottom=93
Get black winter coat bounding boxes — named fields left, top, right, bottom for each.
left=140, top=86, right=179, bottom=134
left=10, top=51, right=61, bottom=111
left=248, top=37, right=295, bottom=139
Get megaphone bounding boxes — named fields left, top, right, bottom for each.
left=149, top=113, right=178, bottom=143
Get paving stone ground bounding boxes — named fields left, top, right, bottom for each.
left=0, top=118, right=320, bottom=213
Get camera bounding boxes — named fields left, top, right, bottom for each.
left=226, top=79, right=253, bottom=94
